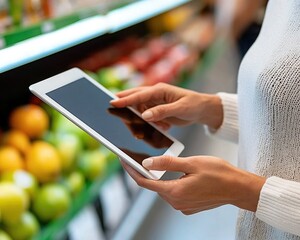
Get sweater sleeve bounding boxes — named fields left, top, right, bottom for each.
left=256, top=176, right=300, bottom=236
left=204, top=92, right=239, bottom=144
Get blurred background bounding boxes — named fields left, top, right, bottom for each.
left=0, top=0, right=267, bottom=239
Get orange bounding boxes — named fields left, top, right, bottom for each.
left=2, top=130, right=31, bottom=155
left=25, top=141, right=61, bottom=183
left=9, top=104, right=49, bottom=139
left=0, top=146, right=24, bottom=173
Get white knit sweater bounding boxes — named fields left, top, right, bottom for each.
left=211, top=0, right=300, bottom=239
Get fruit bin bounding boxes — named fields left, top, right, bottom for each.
left=33, top=160, right=122, bottom=240
left=0, top=24, right=149, bottom=240
left=0, top=3, right=226, bottom=239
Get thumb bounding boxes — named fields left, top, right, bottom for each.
left=142, top=102, right=180, bottom=122
left=142, top=156, right=191, bottom=173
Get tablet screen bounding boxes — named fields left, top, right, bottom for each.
left=46, top=78, right=174, bottom=165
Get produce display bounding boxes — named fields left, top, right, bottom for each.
left=0, top=101, right=118, bottom=240
left=74, top=34, right=199, bottom=89
left=0, top=30, right=201, bottom=240
left=0, top=37, right=198, bottom=240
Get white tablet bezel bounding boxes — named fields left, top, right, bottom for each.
left=29, top=68, right=184, bottom=180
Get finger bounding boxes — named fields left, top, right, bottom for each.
left=114, top=87, right=146, bottom=98
left=154, top=121, right=171, bottom=131
left=110, top=88, right=153, bottom=108
left=121, top=161, right=183, bottom=193
left=141, top=101, right=182, bottom=122
left=163, top=117, right=190, bottom=126
left=142, top=156, right=193, bottom=173
left=120, top=159, right=171, bottom=192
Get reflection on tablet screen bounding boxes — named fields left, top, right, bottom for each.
left=46, top=78, right=174, bottom=165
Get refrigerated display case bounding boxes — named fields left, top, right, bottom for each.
left=0, top=1, right=225, bottom=239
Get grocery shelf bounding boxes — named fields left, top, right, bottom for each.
left=0, top=1, right=132, bottom=49
left=34, top=159, right=121, bottom=240
left=0, top=8, right=99, bottom=49
left=0, top=0, right=191, bottom=74
left=0, top=16, right=109, bottom=74
left=107, top=0, right=191, bottom=33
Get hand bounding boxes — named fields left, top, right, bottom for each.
left=121, top=155, right=266, bottom=214
left=108, top=107, right=173, bottom=148
left=111, top=83, right=223, bottom=130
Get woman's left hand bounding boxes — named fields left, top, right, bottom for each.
left=121, top=156, right=266, bottom=214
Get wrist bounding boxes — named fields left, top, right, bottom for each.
left=199, top=94, right=223, bottom=129
left=230, top=169, right=266, bottom=212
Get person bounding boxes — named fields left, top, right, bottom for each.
left=111, top=0, right=300, bottom=239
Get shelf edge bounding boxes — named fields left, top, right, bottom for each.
left=0, top=0, right=191, bottom=74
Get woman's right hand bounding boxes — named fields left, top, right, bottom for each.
left=110, top=83, right=223, bottom=130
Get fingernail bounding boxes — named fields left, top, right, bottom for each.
left=142, top=110, right=153, bottom=120
left=142, top=158, right=153, bottom=168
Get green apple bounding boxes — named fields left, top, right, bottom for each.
left=4, top=212, right=40, bottom=240
left=51, top=114, right=100, bottom=150
left=63, top=171, right=85, bottom=196
left=33, top=184, right=71, bottom=222
left=52, top=133, right=82, bottom=171
left=52, top=113, right=83, bottom=136
left=0, top=230, right=12, bottom=240
left=80, top=131, right=101, bottom=150
left=78, top=150, right=107, bottom=181
left=1, top=170, right=38, bottom=200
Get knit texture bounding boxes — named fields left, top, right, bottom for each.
left=211, top=0, right=300, bottom=239
left=205, top=93, right=239, bottom=143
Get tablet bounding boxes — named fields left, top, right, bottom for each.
left=29, top=68, right=184, bottom=180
